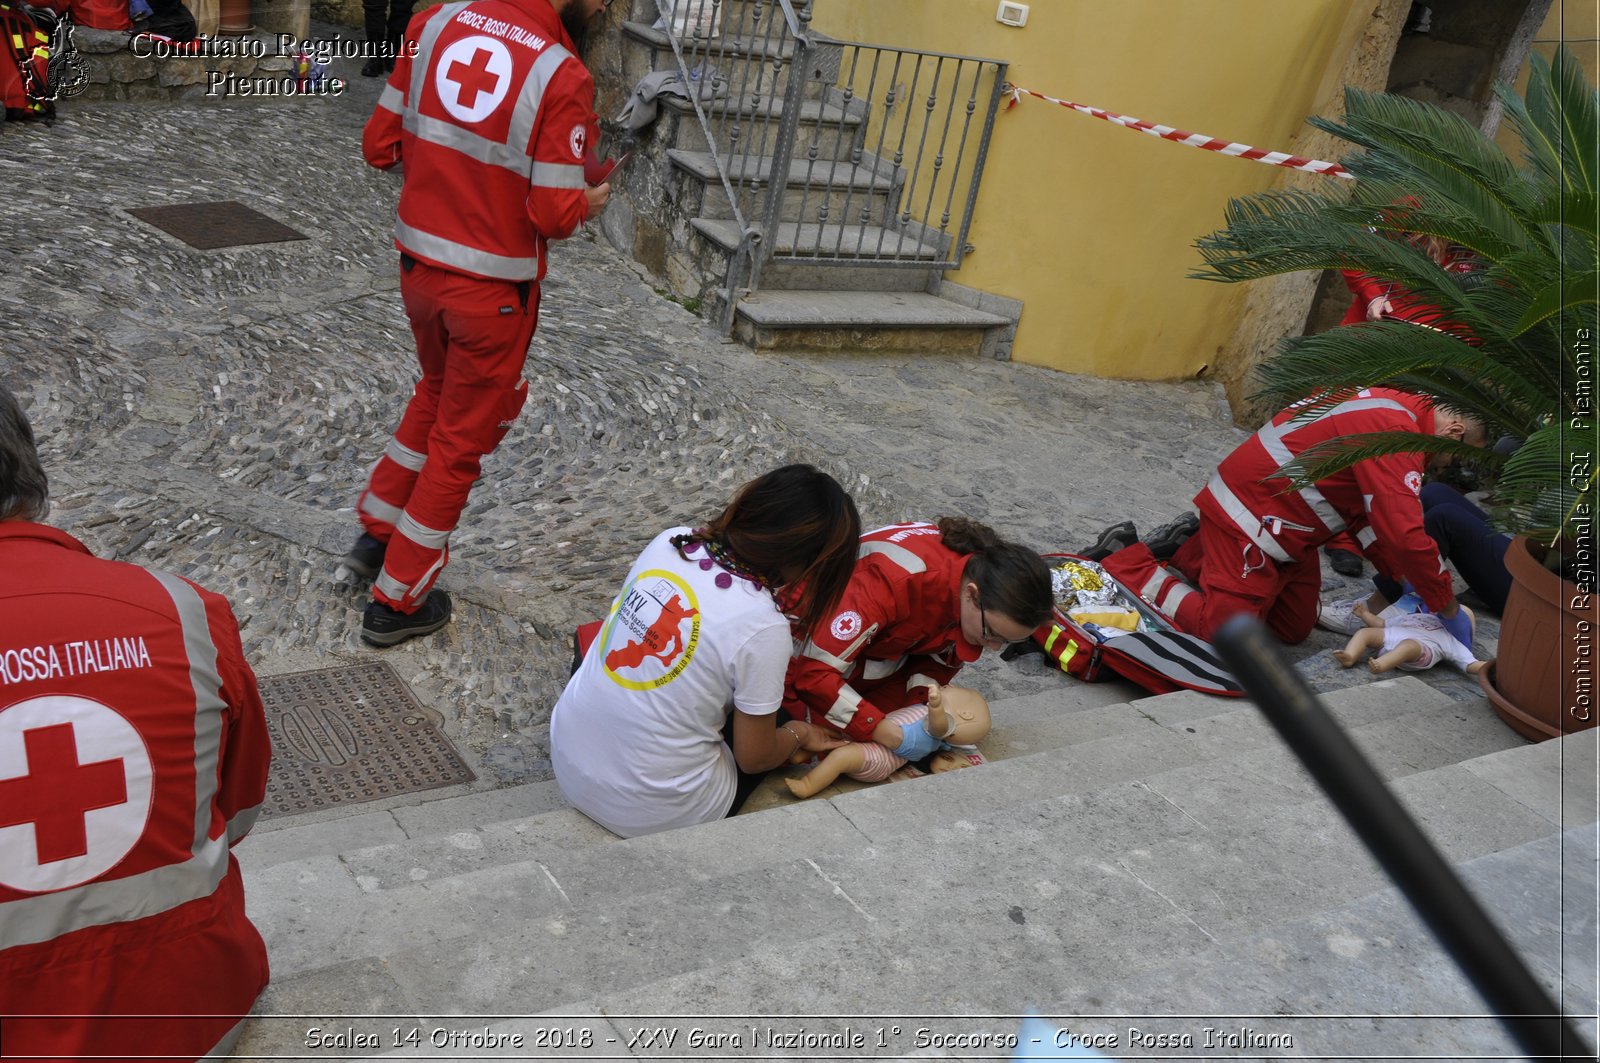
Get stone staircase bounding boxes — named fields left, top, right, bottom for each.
left=600, top=0, right=1018, bottom=357
left=232, top=677, right=1599, bottom=1060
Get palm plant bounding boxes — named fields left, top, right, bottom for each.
left=1191, top=46, right=1597, bottom=553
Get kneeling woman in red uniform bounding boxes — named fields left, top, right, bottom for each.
left=785, top=518, right=1052, bottom=754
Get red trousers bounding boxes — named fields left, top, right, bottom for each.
left=1102, top=515, right=1322, bottom=645
left=359, top=258, right=537, bottom=611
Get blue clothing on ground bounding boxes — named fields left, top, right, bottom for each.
left=1373, top=483, right=1511, bottom=614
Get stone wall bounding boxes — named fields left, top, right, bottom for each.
left=67, top=0, right=310, bottom=102
left=1209, top=0, right=1410, bottom=425
left=74, top=27, right=300, bottom=101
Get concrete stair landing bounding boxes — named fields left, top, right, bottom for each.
left=233, top=676, right=1599, bottom=1060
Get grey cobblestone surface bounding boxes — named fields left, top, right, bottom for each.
left=1, top=39, right=1495, bottom=789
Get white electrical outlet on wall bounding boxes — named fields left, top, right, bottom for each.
left=996, top=1, right=1028, bottom=27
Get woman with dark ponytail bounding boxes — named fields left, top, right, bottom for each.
left=784, top=516, right=1051, bottom=764
left=551, top=464, right=860, bottom=837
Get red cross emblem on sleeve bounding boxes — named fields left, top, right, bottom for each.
left=0, top=696, right=154, bottom=894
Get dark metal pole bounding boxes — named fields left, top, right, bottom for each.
left=1212, top=615, right=1594, bottom=1061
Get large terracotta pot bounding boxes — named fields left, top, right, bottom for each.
left=1479, top=535, right=1598, bottom=741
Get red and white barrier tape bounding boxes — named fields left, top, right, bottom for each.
left=1006, top=84, right=1354, bottom=180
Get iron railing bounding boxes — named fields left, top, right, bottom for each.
left=648, top=0, right=1007, bottom=329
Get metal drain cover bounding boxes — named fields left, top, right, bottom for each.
left=258, top=662, right=475, bottom=822
left=125, top=200, right=309, bottom=249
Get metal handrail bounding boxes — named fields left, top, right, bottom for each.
left=646, top=2, right=1007, bottom=330
left=752, top=32, right=1007, bottom=274
left=648, top=0, right=810, bottom=329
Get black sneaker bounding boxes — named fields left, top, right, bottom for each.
left=340, top=533, right=387, bottom=581
left=361, top=589, right=452, bottom=647
left=1078, top=520, right=1137, bottom=562
left=361, top=56, right=387, bottom=77
left=1146, top=512, right=1200, bottom=561
left=1325, top=546, right=1365, bottom=577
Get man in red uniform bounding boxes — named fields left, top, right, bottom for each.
left=348, top=0, right=612, bottom=646
left=784, top=520, right=1049, bottom=747
left=0, top=385, right=271, bottom=1060
left=1099, top=388, right=1486, bottom=646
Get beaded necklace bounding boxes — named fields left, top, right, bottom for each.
left=671, top=530, right=775, bottom=591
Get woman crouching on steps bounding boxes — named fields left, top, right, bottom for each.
left=783, top=517, right=1052, bottom=768
left=550, top=464, right=860, bottom=838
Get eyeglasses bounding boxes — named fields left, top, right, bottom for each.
left=978, top=595, right=1028, bottom=649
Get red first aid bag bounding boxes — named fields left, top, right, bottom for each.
left=1, top=1, right=50, bottom=117
left=1033, top=552, right=1244, bottom=697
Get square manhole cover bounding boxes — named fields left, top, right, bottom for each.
left=258, top=662, right=475, bottom=822
left=125, top=200, right=309, bottom=250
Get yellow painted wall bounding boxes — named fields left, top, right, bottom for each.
left=811, top=0, right=1377, bottom=379
left=1495, top=0, right=1600, bottom=157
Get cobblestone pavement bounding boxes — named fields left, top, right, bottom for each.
left=1, top=47, right=1494, bottom=787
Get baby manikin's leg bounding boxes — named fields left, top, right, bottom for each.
left=1333, top=628, right=1386, bottom=668
left=1369, top=638, right=1425, bottom=674
left=785, top=744, right=870, bottom=799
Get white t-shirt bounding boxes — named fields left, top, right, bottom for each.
left=550, top=528, right=793, bottom=838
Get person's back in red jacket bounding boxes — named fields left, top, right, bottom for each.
left=0, top=386, right=271, bottom=1060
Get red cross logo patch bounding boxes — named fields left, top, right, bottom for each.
left=435, top=35, right=512, bottom=124
left=0, top=695, right=153, bottom=893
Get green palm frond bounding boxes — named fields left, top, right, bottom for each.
left=1310, top=90, right=1542, bottom=250
left=1251, top=334, right=1539, bottom=435
left=1194, top=45, right=1596, bottom=540
left=1498, top=424, right=1590, bottom=543
left=1523, top=48, right=1600, bottom=193
left=1497, top=72, right=1564, bottom=190
left=1530, top=189, right=1599, bottom=239
left=1269, top=431, right=1497, bottom=490
left=1518, top=272, right=1600, bottom=335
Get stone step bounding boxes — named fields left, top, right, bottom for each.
left=691, top=216, right=944, bottom=260
left=235, top=778, right=571, bottom=869
left=235, top=687, right=1563, bottom=1059
left=657, top=92, right=864, bottom=161
left=572, top=728, right=1586, bottom=1045
left=731, top=290, right=1010, bottom=355
left=667, top=148, right=896, bottom=224
left=1014, top=823, right=1598, bottom=1058
left=621, top=19, right=799, bottom=64
left=241, top=709, right=1228, bottom=997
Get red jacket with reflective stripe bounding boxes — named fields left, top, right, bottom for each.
left=362, top=0, right=594, bottom=281
left=1197, top=389, right=1454, bottom=611
left=786, top=523, right=982, bottom=742
left=0, top=523, right=271, bottom=1061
